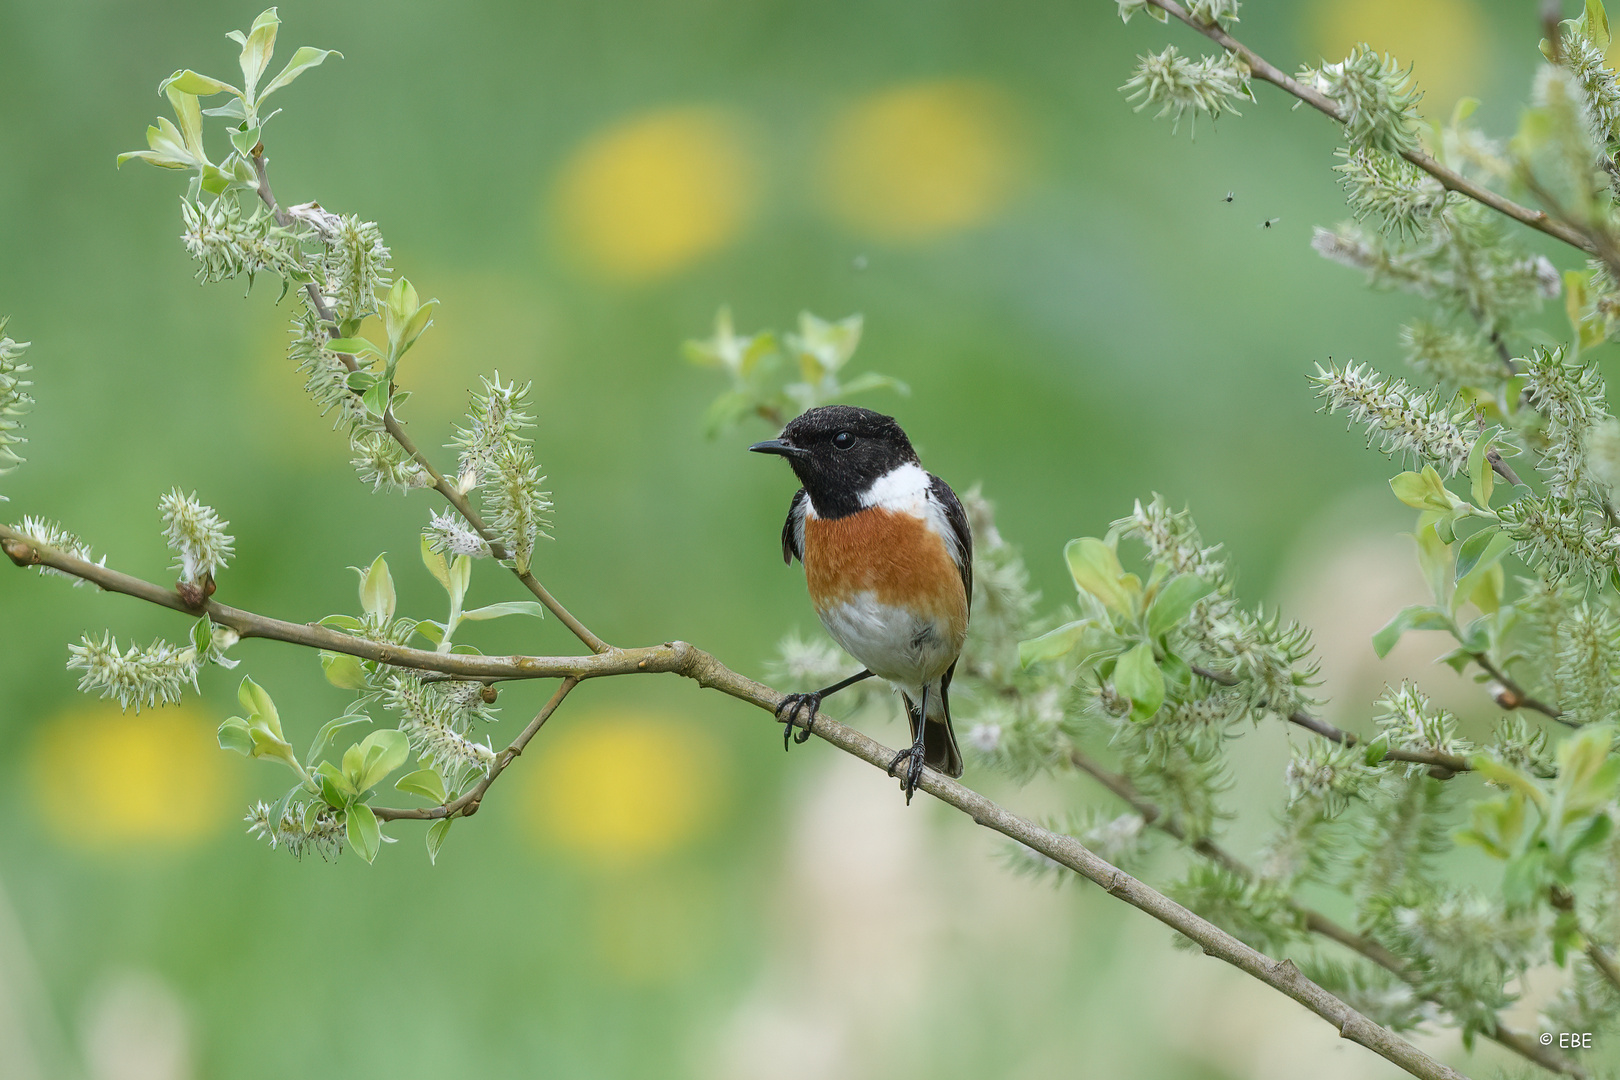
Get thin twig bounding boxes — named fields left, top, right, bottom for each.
left=250, top=147, right=609, bottom=655
left=1142, top=0, right=1599, bottom=259
left=0, top=526, right=1469, bottom=1080
left=1187, top=663, right=1471, bottom=775
left=1069, top=749, right=1591, bottom=1079
left=1550, top=886, right=1620, bottom=996
left=1468, top=651, right=1570, bottom=725
left=372, top=677, right=577, bottom=821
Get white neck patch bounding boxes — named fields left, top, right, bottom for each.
left=860, top=461, right=931, bottom=515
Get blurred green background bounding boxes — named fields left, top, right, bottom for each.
left=0, top=1, right=1602, bottom=1077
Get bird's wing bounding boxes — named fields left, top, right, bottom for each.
left=929, top=474, right=973, bottom=610
left=781, top=488, right=807, bottom=565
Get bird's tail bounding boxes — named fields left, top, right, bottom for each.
left=901, top=684, right=963, bottom=779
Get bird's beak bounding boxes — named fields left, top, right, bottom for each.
left=749, top=439, right=807, bottom=458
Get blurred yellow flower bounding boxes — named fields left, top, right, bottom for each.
left=818, top=79, right=1026, bottom=241
left=1309, top=0, right=1484, bottom=116
left=523, top=711, right=721, bottom=862
left=549, top=107, right=757, bottom=281
left=30, top=703, right=231, bottom=848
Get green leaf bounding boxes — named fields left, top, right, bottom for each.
left=396, top=300, right=438, bottom=358
left=326, top=337, right=381, bottom=357
left=1018, top=619, right=1091, bottom=668
left=426, top=818, right=452, bottom=865
left=834, top=372, right=910, bottom=399
left=1146, top=574, right=1214, bottom=638
left=318, top=613, right=364, bottom=631
left=1113, top=640, right=1164, bottom=722
left=306, top=711, right=371, bottom=764
left=1589, top=0, right=1612, bottom=48
left=158, top=69, right=243, bottom=99
left=1371, top=604, right=1452, bottom=658
left=237, top=8, right=281, bottom=101
left=1565, top=812, right=1613, bottom=858
left=449, top=555, right=472, bottom=607
left=460, top=601, right=547, bottom=621
left=1473, top=756, right=1549, bottom=811
left=394, top=768, right=448, bottom=804
left=701, top=390, right=754, bottom=438
left=362, top=380, right=390, bottom=418
left=191, top=616, right=214, bottom=657
left=237, top=676, right=282, bottom=738
left=1390, top=466, right=1457, bottom=512
left=1414, top=521, right=1454, bottom=603
left=353, top=728, right=410, bottom=792
left=1468, top=434, right=1495, bottom=507
left=421, top=534, right=451, bottom=591
left=1064, top=537, right=1136, bottom=617
left=319, top=651, right=368, bottom=690
left=346, top=802, right=380, bottom=863
left=1453, top=529, right=1514, bottom=616
left=202, top=98, right=249, bottom=121
left=355, top=554, right=396, bottom=622
left=258, top=46, right=342, bottom=100
left=217, top=717, right=254, bottom=755
left=165, top=86, right=206, bottom=161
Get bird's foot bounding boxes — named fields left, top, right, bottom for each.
left=886, top=742, right=928, bottom=804
left=774, top=692, right=822, bottom=751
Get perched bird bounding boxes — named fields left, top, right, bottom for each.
left=750, top=405, right=971, bottom=800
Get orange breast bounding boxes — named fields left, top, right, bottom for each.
left=803, top=508, right=967, bottom=629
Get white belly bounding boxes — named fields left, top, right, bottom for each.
left=815, top=591, right=960, bottom=691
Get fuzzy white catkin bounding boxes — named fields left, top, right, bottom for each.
left=158, top=490, right=234, bottom=584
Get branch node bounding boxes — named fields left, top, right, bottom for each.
left=1, top=537, right=37, bottom=567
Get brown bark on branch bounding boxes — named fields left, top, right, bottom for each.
left=0, top=522, right=1471, bottom=1080
left=1187, top=664, right=1472, bottom=775
left=1139, top=0, right=1601, bottom=262
left=1069, top=749, right=1591, bottom=1079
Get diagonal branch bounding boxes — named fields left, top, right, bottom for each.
left=249, top=147, right=609, bottom=655
left=2, top=525, right=1469, bottom=1080
left=1140, top=0, right=1601, bottom=261
left=1187, top=664, right=1471, bottom=775
left=1069, top=749, right=1591, bottom=1080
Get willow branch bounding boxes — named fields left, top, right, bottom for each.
left=1187, top=664, right=1471, bottom=775
left=0, top=524, right=652, bottom=682
left=249, top=147, right=609, bottom=655
left=2, top=528, right=1468, bottom=1080
left=1469, top=651, right=1569, bottom=725
left=371, top=677, right=578, bottom=821
left=1141, top=0, right=1600, bottom=260
left=1069, top=749, right=1590, bottom=1080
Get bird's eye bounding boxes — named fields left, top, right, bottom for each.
left=832, top=431, right=856, bottom=450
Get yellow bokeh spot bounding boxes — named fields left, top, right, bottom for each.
left=550, top=107, right=757, bottom=281
left=523, top=712, right=721, bottom=862
left=1309, top=0, right=1485, bottom=116
left=30, top=703, right=232, bottom=848
left=818, top=80, right=1026, bottom=242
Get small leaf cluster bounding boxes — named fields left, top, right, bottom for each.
left=222, top=546, right=540, bottom=863
left=685, top=308, right=907, bottom=437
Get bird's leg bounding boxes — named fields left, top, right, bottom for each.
left=887, top=684, right=930, bottom=804
left=775, top=669, right=874, bottom=751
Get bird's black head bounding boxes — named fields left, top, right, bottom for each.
left=749, top=405, right=919, bottom=518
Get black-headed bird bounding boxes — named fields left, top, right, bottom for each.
left=750, top=405, right=970, bottom=801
